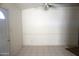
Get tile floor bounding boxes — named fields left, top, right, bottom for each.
left=17, top=46, right=75, bottom=56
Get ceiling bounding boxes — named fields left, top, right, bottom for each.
left=16, top=3, right=42, bottom=9
left=16, top=3, right=79, bottom=9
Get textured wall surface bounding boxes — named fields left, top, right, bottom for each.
left=22, top=6, right=79, bottom=46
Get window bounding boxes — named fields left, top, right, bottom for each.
left=0, top=11, right=5, bottom=19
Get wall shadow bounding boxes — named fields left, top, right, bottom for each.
left=66, top=6, right=79, bottom=48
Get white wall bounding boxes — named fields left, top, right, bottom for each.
left=0, top=4, right=23, bottom=55
left=22, top=6, right=73, bottom=46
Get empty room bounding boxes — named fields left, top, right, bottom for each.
left=0, top=3, right=79, bottom=56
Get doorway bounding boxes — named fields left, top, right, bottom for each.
left=0, top=8, right=10, bottom=56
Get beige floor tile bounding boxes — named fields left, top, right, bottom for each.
left=17, top=46, right=75, bottom=56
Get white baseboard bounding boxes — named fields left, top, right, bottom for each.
left=23, top=45, right=69, bottom=48
left=0, top=53, right=9, bottom=56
